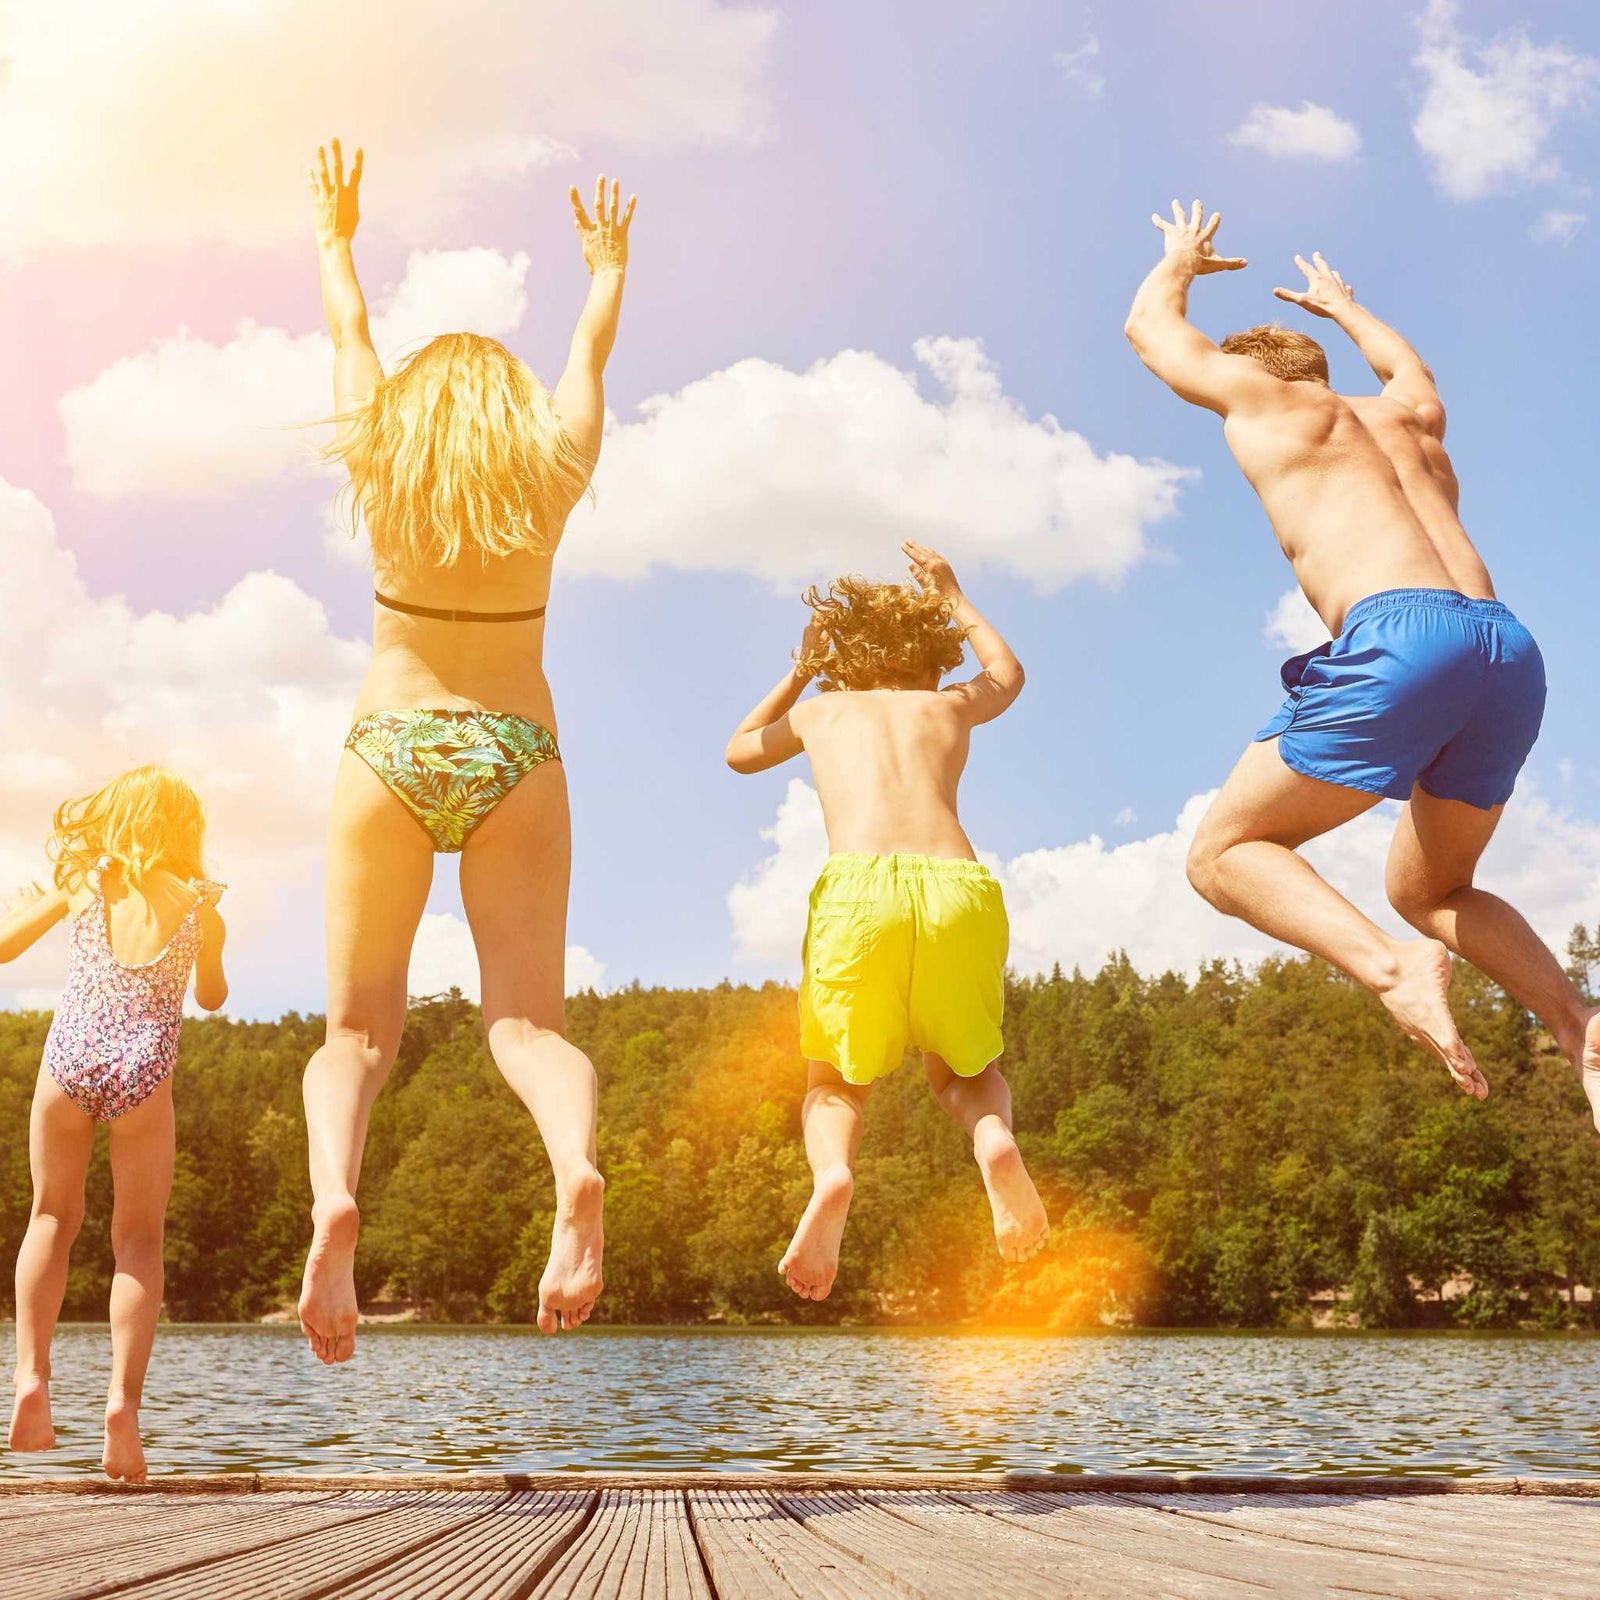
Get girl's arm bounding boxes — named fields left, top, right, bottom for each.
left=0, top=882, right=68, bottom=964
left=903, top=541, right=1025, bottom=726
left=725, top=624, right=824, bottom=774
left=551, top=176, right=635, bottom=468
left=308, top=139, right=383, bottom=429
left=192, top=905, right=229, bottom=1012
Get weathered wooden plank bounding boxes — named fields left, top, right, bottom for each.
left=325, top=1490, right=595, bottom=1600
left=687, top=1489, right=899, bottom=1599
left=0, top=1494, right=370, bottom=1600
left=106, top=1493, right=503, bottom=1600
left=531, top=1488, right=713, bottom=1600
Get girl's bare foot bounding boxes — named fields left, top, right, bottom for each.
left=538, top=1168, right=605, bottom=1332
left=298, top=1195, right=361, bottom=1365
left=102, top=1395, right=146, bottom=1483
left=9, top=1375, right=56, bottom=1452
left=973, top=1121, right=1049, bottom=1262
left=1376, top=939, right=1486, bottom=1099
left=778, top=1165, right=853, bottom=1300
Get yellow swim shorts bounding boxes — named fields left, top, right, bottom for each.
left=798, top=853, right=1008, bottom=1086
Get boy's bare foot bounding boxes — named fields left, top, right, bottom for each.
left=298, top=1195, right=361, bottom=1365
left=779, top=1165, right=853, bottom=1300
left=538, top=1168, right=605, bottom=1333
left=9, top=1375, right=56, bottom=1452
left=102, top=1395, right=146, bottom=1484
left=1376, top=939, right=1486, bottom=1100
left=973, top=1121, right=1049, bottom=1262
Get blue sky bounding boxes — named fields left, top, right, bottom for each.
left=1, top=0, right=1597, bottom=1014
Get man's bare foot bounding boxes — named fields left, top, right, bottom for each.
left=102, top=1395, right=146, bottom=1483
left=778, top=1165, right=853, bottom=1300
left=9, top=1375, right=55, bottom=1452
left=973, top=1121, right=1049, bottom=1262
left=298, top=1196, right=361, bottom=1365
left=538, top=1168, right=605, bottom=1333
left=1376, top=939, right=1486, bottom=1099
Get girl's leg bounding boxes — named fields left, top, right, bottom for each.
left=10, top=1073, right=95, bottom=1452
left=299, top=752, right=434, bottom=1365
left=459, top=763, right=603, bottom=1333
left=778, top=1062, right=870, bottom=1301
left=102, top=1079, right=175, bottom=1484
left=923, top=1055, right=1049, bottom=1262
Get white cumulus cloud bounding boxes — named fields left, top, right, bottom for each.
left=0, top=0, right=777, bottom=256
left=729, top=780, right=1600, bottom=984
left=59, top=249, right=530, bottom=499
left=1229, top=102, right=1361, bottom=162
left=1263, top=588, right=1329, bottom=653
left=1413, top=0, right=1599, bottom=201
left=409, top=912, right=606, bottom=1001
left=1533, top=209, right=1587, bottom=244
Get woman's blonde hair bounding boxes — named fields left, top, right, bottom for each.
left=48, top=767, right=208, bottom=893
left=797, top=576, right=967, bottom=692
left=327, top=333, right=593, bottom=570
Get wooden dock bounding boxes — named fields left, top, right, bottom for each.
left=2, top=1472, right=1598, bottom=1597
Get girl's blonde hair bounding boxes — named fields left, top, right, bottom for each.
left=48, top=767, right=207, bottom=893
left=797, top=576, right=968, bottom=692
left=327, top=333, right=593, bottom=570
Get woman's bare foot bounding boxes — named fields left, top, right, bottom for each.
left=973, top=1121, right=1049, bottom=1262
left=1376, top=939, right=1486, bottom=1099
left=9, top=1375, right=56, bottom=1452
left=778, top=1165, right=854, bottom=1300
left=102, top=1395, right=146, bottom=1484
left=298, top=1196, right=361, bottom=1365
left=538, top=1168, right=605, bottom=1333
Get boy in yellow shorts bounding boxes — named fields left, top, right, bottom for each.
left=726, top=540, right=1049, bottom=1300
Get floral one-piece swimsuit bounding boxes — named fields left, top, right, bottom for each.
left=41, top=860, right=225, bottom=1121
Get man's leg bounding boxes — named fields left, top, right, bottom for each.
left=1188, top=740, right=1485, bottom=1095
left=778, top=1062, right=869, bottom=1301
left=1386, top=788, right=1600, bottom=1120
left=923, top=1054, right=1048, bottom=1262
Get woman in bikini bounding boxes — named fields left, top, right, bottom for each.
left=297, top=140, right=632, bottom=1362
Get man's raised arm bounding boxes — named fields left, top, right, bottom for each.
left=1124, top=201, right=1279, bottom=416
left=1274, top=253, right=1445, bottom=437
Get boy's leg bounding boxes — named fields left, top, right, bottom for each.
left=924, top=1055, right=1049, bottom=1262
left=1387, top=789, right=1600, bottom=1121
left=460, top=763, right=604, bottom=1335
left=103, top=1079, right=175, bottom=1484
left=1188, top=740, right=1485, bottom=1096
left=10, top=1073, right=95, bottom=1452
left=779, top=1062, right=869, bottom=1301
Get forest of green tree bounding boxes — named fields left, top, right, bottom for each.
left=4, top=937, right=1600, bottom=1330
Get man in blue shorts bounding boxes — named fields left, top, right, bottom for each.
left=1125, top=201, right=1599, bottom=1121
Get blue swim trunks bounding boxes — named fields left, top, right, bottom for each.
left=1255, top=588, right=1545, bottom=810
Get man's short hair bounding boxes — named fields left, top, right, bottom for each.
left=1220, top=324, right=1330, bottom=384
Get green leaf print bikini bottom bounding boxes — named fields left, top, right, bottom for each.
left=344, top=708, right=561, bottom=852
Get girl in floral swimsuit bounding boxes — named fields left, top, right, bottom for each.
left=0, top=766, right=228, bottom=1484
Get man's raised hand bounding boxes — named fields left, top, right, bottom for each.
left=1151, top=200, right=1246, bottom=276
left=1274, top=252, right=1355, bottom=319
left=308, top=139, right=363, bottom=244
left=569, top=174, right=636, bottom=275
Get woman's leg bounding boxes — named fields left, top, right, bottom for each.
left=778, top=1062, right=870, bottom=1302
left=298, top=752, right=435, bottom=1364
left=102, top=1079, right=175, bottom=1484
left=923, top=1054, right=1049, bottom=1262
left=459, top=761, right=604, bottom=1333
left=9, top=1073, right=95, bottom=1452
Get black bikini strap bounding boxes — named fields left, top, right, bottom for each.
left=375, top=591, right=547, bottom=623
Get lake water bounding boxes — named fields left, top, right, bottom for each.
left=5, top=1325, right=1600, bottom=1480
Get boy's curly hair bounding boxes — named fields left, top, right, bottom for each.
left=797, top=576, right=967, bottom=691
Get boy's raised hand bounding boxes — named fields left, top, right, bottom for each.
left=904, top=540, right=963, bottom=603
left=308, top=138, right=363, bottom=244
left=569, top=174, right=636, bottom=275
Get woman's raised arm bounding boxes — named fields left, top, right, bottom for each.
left=308, top=138, right=383, bottom=425
left=552, top=175, right=635, bottom=467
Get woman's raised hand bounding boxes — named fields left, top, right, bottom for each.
left=569, top=174, right=636, bottom=275
left=308, top=138, right=364, bottom=245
